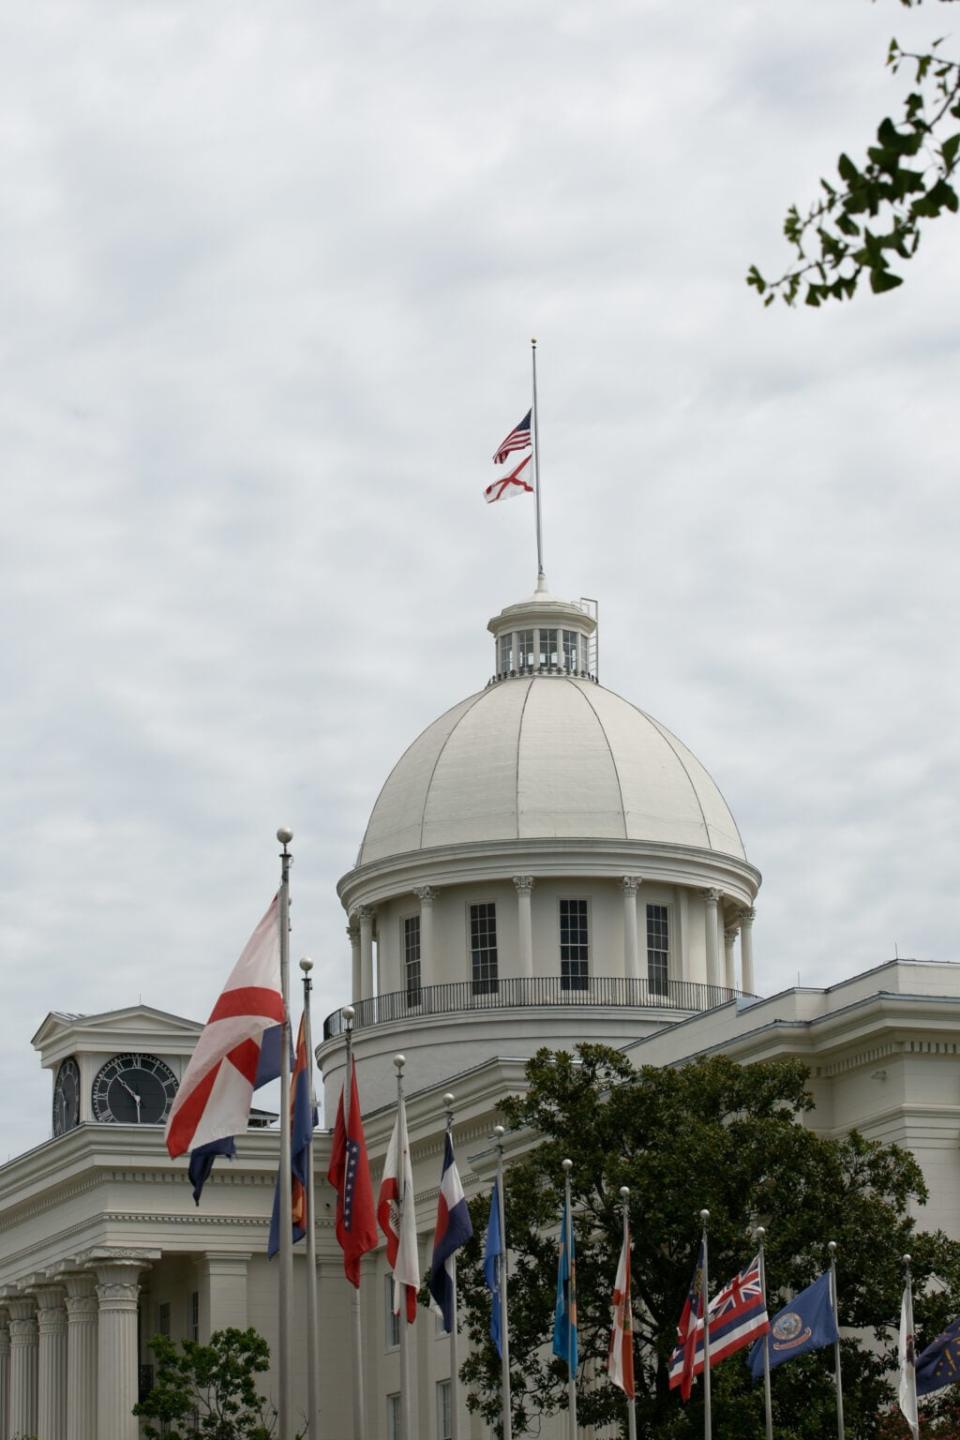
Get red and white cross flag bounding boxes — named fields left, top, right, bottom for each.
left=484, top=453, right=534, bottom=504
left=165, top=895, right=285, bottom=1158
left=608, top=1226, right=636, bottom=1398
left=378, top=1091, right=420, bottom=1322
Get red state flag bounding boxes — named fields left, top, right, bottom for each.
left=326, top=1059, right=378, bottom=1287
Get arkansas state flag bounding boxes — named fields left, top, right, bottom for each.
left=326, top=1059, right=378, bottom=1286
left=267, top=1012, right=316, bottom=1258
left=428, top=1132, right=473, bottom=1333
left=378, top=1092, right=420, bottom=1322
left=608, top=1226, right=635, bottom=1399
left=166, top=896, right=285, bottom=1182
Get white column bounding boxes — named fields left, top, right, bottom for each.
left=7, top=1297, right=37, bottom=1440
left=95, top=1261, right=148, bottom=1440
left=199, top=1253, right=250, bottom=1337
left=0, top=1305, right=10, bottom=1440
left=704, top=889, right=722, bottom=991
left=740, top=907, right=756, bottom=994
left=413, top=887, right=436, bottom=988
left=358, top=907, right=374, bottom=1000
left=347, top=920, right=361, bottom=1003
left=723, top=924, right=738, bottom=993
left=513, top=876, right=534, bottom=979
left=622, top=877, right=641, bottom=981
left=35, top=1283, right=67, bottom=1440
left=64, top=1276, right=98, bottom=1440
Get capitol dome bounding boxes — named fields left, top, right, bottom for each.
left=358, top=676, right=745, bottom=867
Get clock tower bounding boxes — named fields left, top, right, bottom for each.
left=32, top=1005, right=203, bottom=1135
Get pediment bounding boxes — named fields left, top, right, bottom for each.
left=32, top=1005, right=202, bottom=1068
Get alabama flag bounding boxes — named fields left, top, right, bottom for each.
left=378, top=1091, right=420, bottom=1322
left=165, top=896, right=285, bottom=1160
left=608, top=1227, right=636, bottom=1399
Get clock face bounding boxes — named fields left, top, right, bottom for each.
left=53, top=1057, right=81, bottom=1137
left=91, top=1053, right=178, bottom=1125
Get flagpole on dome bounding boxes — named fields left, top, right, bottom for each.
left=561, top=1158, right=578, bottom=1438
left=531, top=337, right=545, bottom=585
left=444, top=1092, right=464, bottom=1440
left=276, top=828, right=294, bottom=1440
left=342, top=1007, right=367, bottom=1440
left=754, top=1227, right=773, bottom=1440
left=700, top=1210, right=712, bottom=1440
left=299, top=959, right=320, bottom=1440
left=620, top=1188, right=638, bottom=1440
left=493, top=1124, right=513, bottom=1440
left=827, top=1241, right=845, bottom=1440
left=395, top=1054, right=414, bottom=1440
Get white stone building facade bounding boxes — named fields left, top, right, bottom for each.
left=0, top=581, right=957, bottom=1440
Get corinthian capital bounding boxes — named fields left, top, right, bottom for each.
left=621, top=876, right=641, bottom=894
left=513, top=876, right=535, bottom=894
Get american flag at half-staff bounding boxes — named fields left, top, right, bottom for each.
left=492, top=408, right=532, bottom=464
left=669, top=1253, right=769, bottom=1389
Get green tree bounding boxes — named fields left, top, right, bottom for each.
left=453, top=1046, right=960, bottom=1439
left=748, top=0, right=960, bottom=307
left=133, top=1327, right=302, bottom=1440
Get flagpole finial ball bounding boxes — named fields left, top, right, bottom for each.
left=493, top=1124, right=505, bottom=1139
left=276, top=826, right=294, bottom=845
left=299, top=957, right=313, bottom=973
left=393, top=1054, right=406, bottom=1072
left=443, top=1093, right=454, bottom=1106
left=341, top=1005, right=355, bottom=1022
left=620, top=1186, right=630, bottom=1199
left=562, top=1158, right=573, bottom=1174
left=755, top=1225, right=766, bottom=1240
left=700, top=1209, right=710, bottom=1222
left=903, top=1254, right=912, bottom=1265
left=828, top=1241, right=837, bottom=1256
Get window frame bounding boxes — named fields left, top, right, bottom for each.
left=387, top=1392, right=401, bottom=1440
left=559, top=897, right=590, bottom=991
left=436, top=1378, right=453, bottom=1440
left=385, top=1272, right=400, bottom=1350
left=401, top=912, right=422, bottom=1007
left=468, top=900, right=499, bottom=995
left=646, top=902, right=671, bottom=996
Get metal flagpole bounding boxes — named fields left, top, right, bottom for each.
left=443, top=1092, right=463, bottom=1440
left=342, top=1007, right=366, bottom=1440
left=700, top=1209, right=712, bottom=1440
left=561, top=1159, right=578, bottom=1439
left=828, top=1241, right=845, bottom=1440
left=395, top=1054, right=413, bottom=1440
left=493, top=1125, right=513, bottom=1440
left=276, top=828, right=294, bottom=1440
left=531, top=338, right=544, bottom=583
left=299, top=959, right=320, bottom=1440
left=755, top=1227, right=773, bottom=1440
left=620, top=1187, right=637, bottom=1440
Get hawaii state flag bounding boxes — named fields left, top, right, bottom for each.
left=267, top=1012, right=316, bottom=1258
left=166, top=896, right=285, bottom=1200
left=378, top=1091, right=420, bottom=1322
left=326, top=1059, right=378, bottom=1286
left=428, top=1132, right=473, bottom=1333
left=670, top=1253, right=769, bottom=1391
left=608, top=1226, right=635, bottom=1399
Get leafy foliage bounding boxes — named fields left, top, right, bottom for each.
left=749, top=0, right=960, bottom=306
left=453, top=1046, right=960, bottom=1439
left=132, top=1327, right=302, bottom=1440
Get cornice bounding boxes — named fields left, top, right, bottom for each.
left=338, top=836, right=761, bottom=912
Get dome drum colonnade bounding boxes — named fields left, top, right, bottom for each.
left=323, top=587, right=761, bottom=1105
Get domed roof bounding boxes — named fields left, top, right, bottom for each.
left=358, top=676, right=746, bottom=866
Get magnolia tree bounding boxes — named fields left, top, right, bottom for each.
left=451, top=1047, right=960, bottom=1439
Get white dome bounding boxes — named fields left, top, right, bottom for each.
left=358, top=676, right=746, bottom=866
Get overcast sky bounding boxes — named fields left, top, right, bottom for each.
left=1, top=1, right=958, bottom=1158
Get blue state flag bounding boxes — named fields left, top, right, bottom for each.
left=917, top=1314, right=960, bottom=1395
left=484, top=1179, right=504, bottom=1356
left=748, top=1270, right=838, bottom=1378
left=552, top=1192, right=578, bottom=1375
left=267, top=1015, right=316, bottom=1258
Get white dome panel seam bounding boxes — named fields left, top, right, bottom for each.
left=565, top=680, right=629, bottom=840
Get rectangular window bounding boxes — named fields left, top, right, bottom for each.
left=539, top=628, right=559, bottom=668
left=385, top=1274, right=400, bottom=1349
left=581, top=635, right=592, bottom=673
left=190, top=1290, right=199, bottom=1341
left=387, top=1393, right=401, bottom=1440
left=498, top=634, right=513, bottom=673
left=470, top=902, right=499, bottom=995
left=562, top=630, right=578, bottom=670
left=560, top=899, right=589, bottom=991
left=516, top=629, right=535, bottom=673
left=437, top=1379, right=453, bottom=1439
left=158, top=1302, right=171, bottom=1338
left=403, top=915, right=422, bottom=1006
left=647, top=904, right=669, bottom=995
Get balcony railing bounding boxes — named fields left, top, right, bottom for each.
left=322, top=975, right=741, bottom=1041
